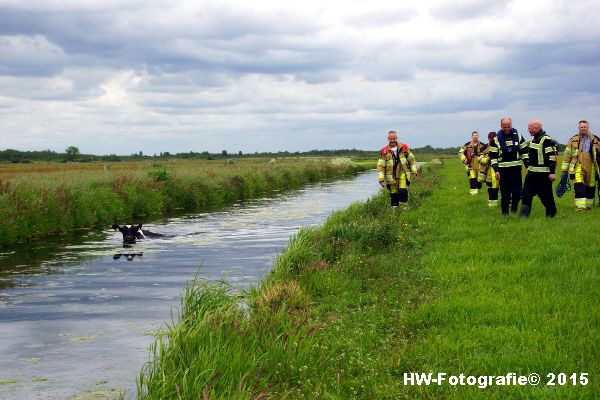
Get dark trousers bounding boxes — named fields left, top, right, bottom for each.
left=487, top=187, right=499, bottom=200
left=387, top=185, right=409, bottom=206
left=522, top=172, right=556, bottom=217
left=498, top=166, right=522, bottom=214
left=469, top=178, right=482, bottom=190
left=389, top=189, right=409, bottom=206
left=573, top=183, right=596, bottom=200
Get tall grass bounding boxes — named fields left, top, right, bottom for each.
left=0, top=158, right=367, bottom=246
left=138, top=159, right=599, bottom=399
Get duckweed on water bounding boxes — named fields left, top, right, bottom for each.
left=70, top=388, right=124, bottom=400
left=69, top=333, right=101, bottom=343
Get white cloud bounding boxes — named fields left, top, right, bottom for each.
left=0, top=0, right=599, bottom=154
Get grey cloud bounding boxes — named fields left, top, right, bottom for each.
left=0, top=34, right=66, bottom=76
left=344, top=7, right=417, bottom=27
left=429, top=0, right=510, bottom=21
left=0, top=5, right=333, bottom=76
left=1, top=2, right=600, bottom=154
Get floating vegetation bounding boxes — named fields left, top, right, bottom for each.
left=69, top=333, right=101, bottom=343
left=70, top=388, right=124, bottom=400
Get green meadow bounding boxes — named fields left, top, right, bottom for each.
left=138, top=159, right=600, bottom=399
left=0, top=157, right=365, bottom=246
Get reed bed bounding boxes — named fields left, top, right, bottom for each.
left=0, top=158, right=368, bottom=245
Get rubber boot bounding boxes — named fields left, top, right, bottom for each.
left=519, top=204, right=531, bottom=218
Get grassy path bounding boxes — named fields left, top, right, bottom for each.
left=138, top=160, right=599, bottom=399
left=396, top=159, right=600, bottom=399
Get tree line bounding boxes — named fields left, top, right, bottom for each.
left=0, top=145, right=493, bottom=163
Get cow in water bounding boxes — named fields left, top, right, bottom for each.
left=112, top=224, right=165, bottom=244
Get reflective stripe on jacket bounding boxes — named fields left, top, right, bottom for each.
left=527, top=133, right=557, bottom=173
left=561, top=132, right=600, bottom=174
left=459, top=141, right=487, bottom=171
left=377, top=144, right=417, bottom=184
left=489, top=133, right=529, bottom=170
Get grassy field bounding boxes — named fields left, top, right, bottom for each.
left=137, top=159, right=599, bottom=399
left=0, top=157, right=370, bottom=246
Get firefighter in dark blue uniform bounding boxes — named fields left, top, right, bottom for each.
left=520, top=119, right=557, bottom=217
left=489, top=117, right=530, bottom=215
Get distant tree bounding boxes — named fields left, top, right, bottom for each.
left=65, top=146, right=80, bottom=162
left=102, top=154, right=121, bottom=162
left=139, top=151, right=143, bottom=156
left=238, top=150, right=243, bottom=156
left=221, top=150, right=228, bottom=157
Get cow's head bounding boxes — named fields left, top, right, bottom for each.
left=112, top=224, right=143, bottom=244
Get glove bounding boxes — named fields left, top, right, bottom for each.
left=569, top=174, right=575, bottom=181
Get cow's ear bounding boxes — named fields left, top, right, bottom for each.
left=112, top=224, right=119, bottom=230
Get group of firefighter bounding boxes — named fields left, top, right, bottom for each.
left=459, top=118, right=599, bottom=216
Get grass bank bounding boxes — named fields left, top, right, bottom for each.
left=138, top=159, right=599, bottom=399
left=137, top=163, right=438, bottom=399
left=0, top=158, right=370, bottom=246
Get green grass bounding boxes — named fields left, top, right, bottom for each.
left=137, top=159, right=599, bottom=399
left=0, top=157, right=367, bottom=246
left=395, top=159, right=600, bottom=399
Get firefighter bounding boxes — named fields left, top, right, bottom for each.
left=477, top=132, right=499, bottom=207
left=519, top=119, right=557, bottom=217
left=561, top=120, right=600, bottom=210
left=458, top=131, right=487, bottom=195
left=377, top=131, right=418, bottom=208
left=489, top=117, right=529, bottom=215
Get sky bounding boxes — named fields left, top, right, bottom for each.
left=0, top=0, right=599, bottom=155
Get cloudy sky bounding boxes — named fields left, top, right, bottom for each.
left=1, top=0, right=599, bottom=155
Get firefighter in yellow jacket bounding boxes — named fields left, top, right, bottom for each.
left=561, top=120, right=600, bottom=210
left=477, top=132, right=499, bottom=207
left=458, top=131, right=487, bottom=195
left=377, top=131, right=418, bottom=208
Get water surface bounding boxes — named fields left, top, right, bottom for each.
left=0, top=171, right=379, bottom=399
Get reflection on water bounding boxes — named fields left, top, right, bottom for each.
left=112, top=253, right=143, bottom=261
left=0, top=171, right=379, bottom=399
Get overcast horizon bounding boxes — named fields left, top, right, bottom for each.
left=1, top=0, right=599, bottom=155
